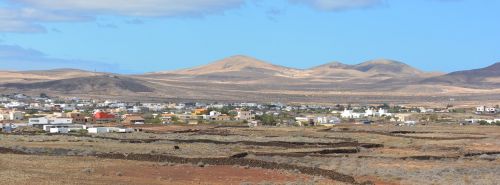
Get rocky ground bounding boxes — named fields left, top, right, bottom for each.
left=1, top=125, right=499, bottom=185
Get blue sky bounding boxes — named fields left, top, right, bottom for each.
left=0, top=0, right=499, bottom=74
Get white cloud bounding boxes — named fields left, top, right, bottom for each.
left=11, top=0, right=246, bottom=17
left=1, top=0, right=246, bottom=33
left=289, top=0, right=383, bottom=11
left=0, top=44, right=119, bottom=71
left=0, top=7, right=89, bottom=33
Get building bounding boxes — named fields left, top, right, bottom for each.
left=192, top=108, right=207, bottom=115
left=392, top=114, right=413, bottom=122
left=476, top=106, right=485, bottom=112
left=209, top=111, right=221, bottom=117
left=9, top=111, right=24, bottom=120
left=341, top=109, right=363, bottom=119
left=476, top=106, right=497, bottom=114
left=29, top=117, right=74, bottom=129
left=212, top=114, right=230, bottom=121
left=94, top=111, right=117, bottom=124
left=378, top=108, right=392, bottom=117
left=236, top=111, right=254, bottom=121
left=28, top=117, right=50, bottom=125
left=123, top=115, right=145, bottom=124
left=87, top=127, right=133, bottom=134
left=364, top=109, right=376, bottom=117
left=161, top=113, right=175, bottom=124
left=316, top=116, right=341, bottom=126
left=49, top=128, right=69, bottom=134
left=69, top=112, right=88, bottom=123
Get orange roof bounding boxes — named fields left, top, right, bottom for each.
left=94, top=112, right=116, bottom=119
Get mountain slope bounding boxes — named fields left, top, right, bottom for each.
left=2, top=75, right=154, bottom=93
left=166, top=55, right=299, bottom=76
left=0, top=68, right=102, bottom=83
left=422, top=62, right=500, bottom=86
left=352, top=59, right=424, bottom=77
left=305, top=62, right=368, bottom=79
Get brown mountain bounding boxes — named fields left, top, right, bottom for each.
left=1, top=57, right=498, bottom=103
left=163, top=55, right=300, bottom=77
left=351, top=59, right=424, bottom=77
left=2, top=75, right=154, bottom=93
left=0, top=68, right=102, bottom=83
left=422, top=62, right=500, bottom=87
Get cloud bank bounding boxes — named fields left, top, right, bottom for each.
left=2, top=0, right=246, bottom=32
left=289, top=0, right=383, bottom=11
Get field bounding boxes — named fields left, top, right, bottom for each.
left=1, top=125, right=499, bottom=185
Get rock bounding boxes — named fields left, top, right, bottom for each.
left=230, top=152, right=248, bottom=158
left=116, top=172, right=123, bottom=176
left=174, top=146, right=180, bottom=150
left=197, top=162, right=205, bottom=167
left=81, top=168, right=94, bottom=174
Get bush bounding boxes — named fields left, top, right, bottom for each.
left=478, top=120, right=489, bottom=125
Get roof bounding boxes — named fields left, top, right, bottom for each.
left=94, top=112, right=116, bottom=119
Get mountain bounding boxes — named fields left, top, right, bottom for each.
left=305, top=62, right=368, bottom=79
left=351, top=59, right=424, bottom=77
left=422, top=62, right=500, bottom=87
left=1, top=57, right=498, bottom=103
left=0, top=68, right=102, bottom=83
left=165, top=55, right=299, bottom=77
left=305, top=59, right=427, bottom=81
left=2, top=75, right=154, bottom=93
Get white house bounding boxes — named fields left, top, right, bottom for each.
left=209, top=111, right=222, bottom=117
left=316, top=116, right=341, bottom=126
left=88, top=127, right=111, bottom=134
left=419, top=107, right=434, bottom=113
left=364, top=109, right=376, bottom=117
left=378, top=108, right=392, bottom=117
left=87, top=127, right=133, bottom=134
left=295, top=117, right=312, bottom=123
left=341, top=109, right=363, bottom=119
left=29, top=117, right=50, bottom=125
left=43, top=124, right=87, bottom=132
left=49, top=128, right=69, bottom=134
left=476, top=106, right=485, bottom=112
left=485, top=107, right=497, bottom=114
left=476, top=106, right=497, bottom=114
left=29, top=117, right=73, bottom=126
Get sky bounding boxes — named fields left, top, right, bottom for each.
left=0, top=0, right=499, bottom=74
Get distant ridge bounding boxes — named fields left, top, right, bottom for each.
left=2, top=75, right=154, bottom=93
left=422, top=62, right=500, bottom=86
left=0, top=55, right=498, bottom=103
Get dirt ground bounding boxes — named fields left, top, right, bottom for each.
left=1, top=124, right=499, bottom=185
left=0, top=154, right=340, bottom=185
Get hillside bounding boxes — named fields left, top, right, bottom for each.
left=422, top=62, right=500, bottom=87
left=163, top=55, right=300, bottom=77
left=2, top=75, right=154, bottom=93
left=352, top=59, right=424, bottom=77
left=0, top=68, right=102, bottom=83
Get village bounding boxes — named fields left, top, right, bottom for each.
left=1, top=93, right=499, bottom=134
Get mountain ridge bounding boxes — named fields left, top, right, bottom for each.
left=0, top=56, right=498, bottom=103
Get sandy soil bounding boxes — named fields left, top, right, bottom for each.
left=0, top=154, right=339, bottom=185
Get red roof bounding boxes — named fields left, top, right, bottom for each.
left=94, top=112, right=116, bottom=119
